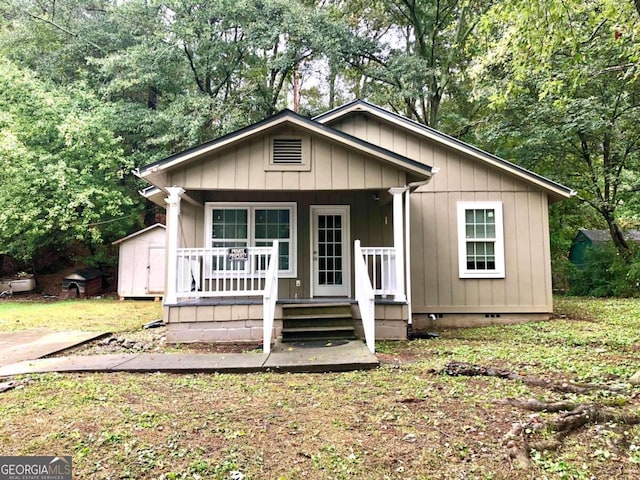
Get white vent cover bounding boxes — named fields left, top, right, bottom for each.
left=272, top=138, right=303, bottom=164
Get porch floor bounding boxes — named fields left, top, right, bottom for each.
left=0, top=339, right=379, bottom=376
left=172, top=297, right=407, bottom=306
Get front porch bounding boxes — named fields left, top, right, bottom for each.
left=161, top=187, right=414, bottom=354
left=164, top=297, right=409, bottom=349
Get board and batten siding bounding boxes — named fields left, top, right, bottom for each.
left=331, top=113, right=554, bottom=315
left=174, top=190, right=394, bottom=300
left=167, top=126, right=406, bottom=191
left=116, top=226, right=166, bottom=298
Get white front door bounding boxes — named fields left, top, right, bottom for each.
left=311, top=206, right=351, bottom=297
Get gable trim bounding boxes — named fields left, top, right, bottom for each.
left=136, top=109, right=433, bottom=184
left=112, top=223, right=166, bottom=245
left=315, top=100, right=576, bottom=202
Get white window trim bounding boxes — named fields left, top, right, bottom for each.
left=457, top=201, right=505, bottom=279
left=205, top=202, right=297, bottom=278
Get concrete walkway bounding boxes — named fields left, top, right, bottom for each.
left=0, top=339, right=379, bottom=377
left=0, top=329, right=109, bottom=367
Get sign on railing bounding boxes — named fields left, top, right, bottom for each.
left=176, top=247, right=274, bottom=297
left=228, top=247, right=248, bottom=262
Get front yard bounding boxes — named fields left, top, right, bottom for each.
left=1, top=297, right=640, bottom=479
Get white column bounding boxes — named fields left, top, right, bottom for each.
left=404, top=187, right=413, bottom=324
left=164, top=187, right=185, bottom=305
left=389, top=187, right=407, bottom=302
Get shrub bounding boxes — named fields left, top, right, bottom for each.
left=568, top=243, right=640, bottom=297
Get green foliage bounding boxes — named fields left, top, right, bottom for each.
left=3, top=297, right=640, bottom=478
left=568, top=243, right=640, bottom=297
left=0, top=299, right=161, bottom=333
left=0, top=58, right=139, bottom=261
left=339, top=0, right=491, bottom=131
left=472, top=0, right=640, bottom=258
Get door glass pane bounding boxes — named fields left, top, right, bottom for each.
left=317, top=214, right=343, bottom=286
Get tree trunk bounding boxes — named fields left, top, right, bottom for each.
left=604, top=213, right=631, bottom=257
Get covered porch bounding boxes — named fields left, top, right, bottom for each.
left=161, top=186, right=415, bottom=353
left=134, top=107, right=433, bottom=353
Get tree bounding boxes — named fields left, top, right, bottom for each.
left=0, top=58, right=137, bottom=262
left=472, top=0, right=640, bottom=257
left=335, top=0, right=492, bottom=132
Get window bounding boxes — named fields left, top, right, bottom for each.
left=211, top=209, right=248, bottom=271
left=457, top=201, right=505, bottom=279
left=206, top=203, right=296, bottom=277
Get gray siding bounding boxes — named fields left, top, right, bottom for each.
left=168, top=126, right=407, bottom=191
left=331, top=113, right=553, bottom=315
left=177, top=190, right=393, bottom=300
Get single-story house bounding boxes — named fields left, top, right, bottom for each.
left=134, top=100, right=575, bottom=353
left=568, top=228, right=640, bottom=266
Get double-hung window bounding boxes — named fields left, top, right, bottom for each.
left=457, top=201, right=505, bottom=279
left=206, top=203, right=296, bottom=277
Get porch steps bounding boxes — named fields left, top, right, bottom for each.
left=280, top=303, right=357, bottom=342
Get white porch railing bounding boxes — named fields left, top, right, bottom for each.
left=175, top=243, right=279, bottom=354
left=176, top=246, right=274, bottom=297
left=355, top=240, right=376, bottom=353
left=359, top=247, right=397, bottom=297
left=262, top=241, right=279, bottom=354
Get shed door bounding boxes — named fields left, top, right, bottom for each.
left=147, top=245, right=165, bottom=294
left=311, top=206, right=351, bottom=297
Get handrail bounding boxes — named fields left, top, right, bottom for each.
left=355, top=240, right=376, bottom=353
left=262, top=241, right=279, bottom=354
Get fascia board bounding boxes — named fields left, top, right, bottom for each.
left=138, top=110, right=432, bottom=180
left=316, top=101, right=575, bottom=200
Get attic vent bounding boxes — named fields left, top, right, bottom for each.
left=272, top=138, right=303, bottom=164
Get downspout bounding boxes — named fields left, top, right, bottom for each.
left=405, top=173, right=436, bottom=339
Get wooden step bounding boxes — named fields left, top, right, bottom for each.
left=281, top=303, right=352, bottom=317
left=283, top=316, right=354, bottom=330
left=279, top=302, right=357, bottom=343
left=281, top=329, right=357, bottom=342
left=282, top=326, right=356, bottom=333
left=283, top=313, right=352, bottom=320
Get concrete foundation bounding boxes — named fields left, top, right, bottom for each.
left=165, top=300, right=411, bottom=343
left=412, top=312, right=551, bottom=330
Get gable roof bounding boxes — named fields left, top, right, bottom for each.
left=576, top=229, right=640, bottom=244
left=315, top=100, right=576, bottom=203
left=112, top=223, right=166, bottom=245
left=135, top=108, right=433, bottom=185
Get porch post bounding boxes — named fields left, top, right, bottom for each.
left=164, top=187, right=185, bottom=305
left=389, top=187, right=407, bottom=302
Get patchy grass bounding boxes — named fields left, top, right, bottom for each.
left=0, top=299, right=162, bottom=333
left=1, top=297, right=640, bottom=479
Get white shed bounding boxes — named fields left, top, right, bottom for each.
left=113, top=224, right=166, bottom=299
